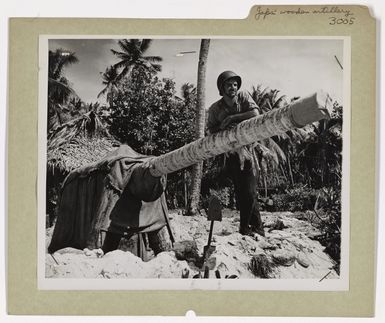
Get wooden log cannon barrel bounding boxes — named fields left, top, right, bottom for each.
left=148, top=91, right=333, bottom=177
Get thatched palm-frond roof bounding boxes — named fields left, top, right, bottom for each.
left=47, top=136, right=119, bottom=173
left=47, top=110, right=119, bottom=173
left=48, top=110, right=110, bottom=150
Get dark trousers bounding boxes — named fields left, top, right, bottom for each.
left=225, top=154, right=263, bottom=232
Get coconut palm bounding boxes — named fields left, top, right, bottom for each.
left=181, top=82, right=197, bottom=103
left=64, top=97, right=84, bottom=120
left=97, top=65, right=119, bottom=109
left=184, top=39, right=210, bottom=216
left=49, top=49, right=78, bottom=79
left=297, top=103, right=342, bottom=188
left=249, top=85, right=287, bottom=113
left=48, top=48, right=79, bottom=130
left=248, top=86, right=290, bottom=189
left=249, top=85, right=315, bottom=189
left=253, top=138, right=287, bottom=195
left=111, top=39, right=162, bottom=82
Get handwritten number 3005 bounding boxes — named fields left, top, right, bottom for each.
left=329, top=17, right=355, bottom=25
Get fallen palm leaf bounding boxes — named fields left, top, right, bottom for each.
left=249, top=254, right=274, bottom=278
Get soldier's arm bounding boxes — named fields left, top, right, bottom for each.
left=240, top=90, right=260, bottom=113
left=219, top=110, right=258, bottom=129
left=220, top=92, right=260, bottom=129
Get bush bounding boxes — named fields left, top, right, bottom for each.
left=107, top=67, right=197, bottom=210
left=271, top=185, right=320, bottom=212
left=272, top=184, right=342, bottom=271
left=108, top=68, right=196, bottom=156
left=316, top=187, right=341, bottom=269
left=249, top=254, right=274, bottom=278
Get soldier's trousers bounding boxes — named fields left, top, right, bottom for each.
left=225, top=154, right=263, bottom=233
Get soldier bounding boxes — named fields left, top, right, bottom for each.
left=207, top=71, right=265, bottom=237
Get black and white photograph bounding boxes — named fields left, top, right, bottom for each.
left=38, top=36, right=350, bottom=290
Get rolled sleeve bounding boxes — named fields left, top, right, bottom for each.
left=239, top=91, right=260, bottom=114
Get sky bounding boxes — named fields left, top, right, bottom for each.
left=49, top=38, right=344, bottom=107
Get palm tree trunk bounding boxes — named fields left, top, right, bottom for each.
left=186, top=39, right=210, bottom=216
left=149, top=91, right=332, bottom=177
left=109, top=92, right=113, bottom=110
left=279, top=164, right=288, bottom=182
left=275, top=173, right=280, bottom=186
left=263, top=176, right=268, bottom=198
left=183, top=170, right=188, bottom=208
left=287, top=156, right=295, bottom=187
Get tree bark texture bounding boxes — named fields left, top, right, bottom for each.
left=187, top=39, right=210, bottom=215
left=149, top=91, right=332, bottom=177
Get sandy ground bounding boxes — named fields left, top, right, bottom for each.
left=45, top=209, right=338, bottom=280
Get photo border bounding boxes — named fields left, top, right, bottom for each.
left=7, top=5, right=376, bottom=316
left=37, top=35, right=351, bottom=292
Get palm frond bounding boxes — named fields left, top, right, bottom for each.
left=111, top=51, right=130, bottom=61
left=49, top=48, right=79, bottom=80
left=49, top=78, right=77, bottom=97
left=113, top=60, right=129, bottom=70
left=265, top=138, right=287, bottom=163
left=272, top=95, right=288, bottom=109
left=111, top=38, right=162, bottom=82
left=97, top=87, right=107, bottom=99
left=255, top=143, right=279, bottom=165
left=140, top=39, right=153, bottom=52
left=116, top=39, right=132, bottom=53
left=47, top=136, right=119, bottom=173
left=150, top=63, right=162, bottom=72
left=116, top=65, right=133, bottom=81
left=143, top=55, right=163, bottom=63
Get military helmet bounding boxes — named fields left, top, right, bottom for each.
left=217, top=71, right=242, bottom=96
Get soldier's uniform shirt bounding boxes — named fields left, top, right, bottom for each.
left=207, top=90, right=259, bottom=134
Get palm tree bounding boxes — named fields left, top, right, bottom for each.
left=249, top=85, right=315, bottom=189
left=111, top=39, right=162, bottom=81
left=297, top=103, right=342, bottom=188
left=48, top=48, right=79, bottom=130
left=179, top=83, right=197, bottom=208
left=249, top=86, right=287, bottom=113
left=187, top=39, right=210, bottom=216
left=66, top=97, right=84, bottom=119
left=253, top=138, right=287, bottom=195
left=49, top=49, right=78, bottom=80
left=181, top=82, right=197, bottom=103
left=97, top=65, right=119, bottom=109
left=248, top=86, right=289, bottom=190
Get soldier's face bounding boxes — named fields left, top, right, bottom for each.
left=223, top=79, right=239, bottom=98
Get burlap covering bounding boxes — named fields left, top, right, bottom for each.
left=48, top=145, right=169, bottom=253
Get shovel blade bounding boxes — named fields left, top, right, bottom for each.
left=208, top=195, right=222, bottom=221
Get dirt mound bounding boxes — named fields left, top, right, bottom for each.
left=168, top=210, right=337, bottom=279
left=45, top=210, right=338, bottom=279
left=46, top=249, right=190, bottom=278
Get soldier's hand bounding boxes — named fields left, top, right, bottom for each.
left=160, top=174, right=167, bottom=189
left=142, top=158, right=155, bottom=169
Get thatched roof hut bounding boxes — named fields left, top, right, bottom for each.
left=47, top=136, right=119, bottom=174
left=47, top=110, right=119, bottom=174
left=46, top=110, right=120, bottom=225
